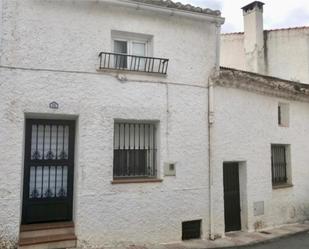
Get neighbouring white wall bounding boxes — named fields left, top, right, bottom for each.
left=0, top=0, right=220, bottom=246
left=212, top=86, right=309, bottom=235
left=220, top=34, right=246, bottom=71
left=220, top=28, right=309, bottom=83
left=265, top=28, right=309, bottom=83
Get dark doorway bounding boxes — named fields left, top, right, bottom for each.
left=223, top=162, right=241, bottom=232
left=22, top=119, right=75, bottom=224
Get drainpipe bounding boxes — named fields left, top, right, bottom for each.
left=208, top=22, right=222, bottom=241
left=208, top=76, right=214, bottom=241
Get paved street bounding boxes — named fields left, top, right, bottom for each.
left=238, top=233, right=309, bottom=249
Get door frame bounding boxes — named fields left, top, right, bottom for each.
left=21, top=118, right=76, bottom=224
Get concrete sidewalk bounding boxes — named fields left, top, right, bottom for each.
left=100, top=222, right=309, bottom=249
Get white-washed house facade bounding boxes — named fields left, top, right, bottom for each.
left=0, top=0, right=224, bottom=248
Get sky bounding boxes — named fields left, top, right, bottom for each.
left=181, top=0, right=309, bottom=32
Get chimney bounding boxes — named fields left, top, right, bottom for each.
left=242, top=1, right=265, bottom=74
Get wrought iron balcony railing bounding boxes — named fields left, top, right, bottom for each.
left=98, top=52, right=169, bottom=75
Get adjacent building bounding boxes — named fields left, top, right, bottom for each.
left=218, top=1, right=309, bottom=235
left=211, top=67, right=309, bottom=235
left=221, top=1, right=309, bottom=83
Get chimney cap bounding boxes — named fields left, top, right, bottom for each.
left=242, top=1, right=264, bottom=12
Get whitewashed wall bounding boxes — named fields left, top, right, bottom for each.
left=220, top=28, right=309, bottom=83
left=212, top=86, right=309, bottom=235
left=220, top=33, right=246, bottom=71
left=1, top=0, right=218, bottom=86
left=0, top=0, right=220, bottom=246
left=265, top=28, right=309, bottom=83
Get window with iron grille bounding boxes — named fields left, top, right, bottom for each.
left=271, top=145, right=288, bottom=185
left=113, top=122, right=157, bottom=179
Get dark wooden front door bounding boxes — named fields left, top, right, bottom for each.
left=22, top=119, right=75, bottom=224
left=223, top=163, right=241, bottom=232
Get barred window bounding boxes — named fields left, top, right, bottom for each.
left=113, top=122, right=157, bottom=179
left=271, top=145, right=288, bottom=185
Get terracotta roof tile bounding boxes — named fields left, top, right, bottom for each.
left=222, top=26, right=309, bottom=35
left=265, top=26, right=309, bottom=32
left=130, top=0, right=221, bottom=16
left=221, top=32, right=244, bottom=36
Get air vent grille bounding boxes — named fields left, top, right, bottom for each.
left=182, top=220, right=201, bottom=240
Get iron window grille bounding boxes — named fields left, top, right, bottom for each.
left=271, top=145, right=288, bottom=185
left=98, top=52, right=169, bottom=75
left=113, top=122, right=157, bottom=179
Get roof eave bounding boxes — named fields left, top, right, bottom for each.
left=213, top=67, right=309, bottom=102
left=102, top=0, right=225, bottom=25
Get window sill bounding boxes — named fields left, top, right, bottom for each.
left=272, top=183, right=293, bottom=190
left=111, top=178, right=163, bottom=185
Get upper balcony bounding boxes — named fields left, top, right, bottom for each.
left=98, top=52, right=169, bottom=75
